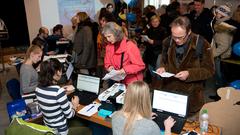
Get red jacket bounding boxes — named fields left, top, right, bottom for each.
left=104, top=38, right=145, bottom=85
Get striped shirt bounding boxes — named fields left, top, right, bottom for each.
left=36, top=85, right=75, bottom=135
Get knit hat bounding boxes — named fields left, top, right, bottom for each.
left=216, top=5, right=231, bottom=17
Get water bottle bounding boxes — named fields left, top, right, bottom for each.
left=199, top=109, right=209, bottom=135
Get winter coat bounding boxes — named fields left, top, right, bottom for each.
left=213, top=21, right=237, bottom=59
left=158, top=33, right=215, bottom=113
left=188, top=8, right=214, bottom=43
left=143, top=26, right=167, bottom=67
left=104, top=37, right=145, bottom=85
left=73, top=24, right=96, bottom=69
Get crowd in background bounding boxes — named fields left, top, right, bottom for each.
left=17, top=0, right=240, bottom=134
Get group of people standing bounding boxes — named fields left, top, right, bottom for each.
left=16, top=0, right=240, bottom=135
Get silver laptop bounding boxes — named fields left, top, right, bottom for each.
left=152, top=90, right=189, bottom=134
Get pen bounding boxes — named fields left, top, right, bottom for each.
left=86, top=105, right=94, bottom=112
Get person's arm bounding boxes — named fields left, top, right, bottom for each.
left=185, top=40, right=215, bottom=82
left=56, top=88, right=75, bottom=119
left=164, top=116, right=175, bottom=135
left=122, top=42, right=145, bottom=74
left=214, top=32, right=233, bottom=57
left=104, top=45, right=113, bottom=70
left=20, top=67, right=38, bottom=94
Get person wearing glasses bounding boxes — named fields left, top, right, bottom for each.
left=156, top=16, right=214, bottom=117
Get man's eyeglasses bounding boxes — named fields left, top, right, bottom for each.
left=171, top=33, right=188, bottom=41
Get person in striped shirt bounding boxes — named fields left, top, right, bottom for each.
left=36, top=58, right=91, bottom=135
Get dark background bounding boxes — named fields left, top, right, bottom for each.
left=0, top=0, right=30, bottom=48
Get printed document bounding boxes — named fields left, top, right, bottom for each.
left=78, top=102, right=101, bottom=117
left=152, top=71, right=175, bottom=78
left=102, top=69, right=126, bottom=81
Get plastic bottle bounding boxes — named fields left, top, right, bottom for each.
left=199, top=109, right=209, bottom=135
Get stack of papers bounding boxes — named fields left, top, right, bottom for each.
left=78, top=102, right=101, bottom=117
left=102, top=69, right=126, bottom=81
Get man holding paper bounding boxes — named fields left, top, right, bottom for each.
left=156, top=16, right=214, bottom=116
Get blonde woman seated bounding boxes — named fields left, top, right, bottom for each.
left=112, top=81, right=175, bottom=135
left=20, top=45, right=42, bottom=95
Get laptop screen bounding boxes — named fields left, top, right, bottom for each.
left=152, top=90, right=188, bottom=116
left=76, top=74, right=100, bottom=94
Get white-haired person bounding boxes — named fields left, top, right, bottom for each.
left=112, top=81, right=175, bottom=135
left=102, top=22, right=145, bottom=86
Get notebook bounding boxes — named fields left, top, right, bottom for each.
left=152, top=90, right=188, bottom=134
left=74, top=74, right=100, bottom=105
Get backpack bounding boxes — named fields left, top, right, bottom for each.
left=5, top=118, right=56, bottom=135
left=162, top=34, right=204, bottom=64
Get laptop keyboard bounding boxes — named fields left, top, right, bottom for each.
left=75, top=91, right=98, bottom=105
left=153, top=111, right=186, bottom=134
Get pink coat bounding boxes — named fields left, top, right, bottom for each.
left=104, top=38, right=145, bottom=85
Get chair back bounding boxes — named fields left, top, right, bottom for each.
left=6, top=78, right=21, bottom=100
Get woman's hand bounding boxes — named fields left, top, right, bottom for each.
left=116, top=68, right=125, bottom=75
left=62, top=85, right=75, bottom=95
left=164, top=116, right=176, bottom=134
left=151, top=112, right=157, bottom=119
left=71, top=96, right=79, bottom=111
left=107, top=66, right=114, bottom=72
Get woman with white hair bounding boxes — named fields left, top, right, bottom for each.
left=102, top=22, right=145, bottom=85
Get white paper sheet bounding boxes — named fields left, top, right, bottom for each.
left=102, top=69, right=126, bottom=81
left=77, top=102, right=101, bottom=117
left=66, top=63, right=73, bottom=80
left=152, top=71, right=175, bottom=78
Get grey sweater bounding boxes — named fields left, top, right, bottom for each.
left=20, top=64, right=38, bottom=95
left=112, top=113, right=160, bottom=135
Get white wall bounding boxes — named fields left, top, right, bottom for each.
left=24, top=0, right=113, bottom=44
left=24, top=0, right=42, bottom=44
left=39, top=0, right=60, bottom=33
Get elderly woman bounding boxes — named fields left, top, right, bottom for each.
left=102, top=22, right=145, bottom=85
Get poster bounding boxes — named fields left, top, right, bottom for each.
left=57, top=0, right=95, bottom=25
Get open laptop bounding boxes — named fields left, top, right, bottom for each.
left=74, top=74, right=100, bottom=105
left=152, top=90, right=189, bottom=134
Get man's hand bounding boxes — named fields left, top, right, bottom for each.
left=156, top=67, right=166, bottom=74
left=174, top=71, right=189, bottom=81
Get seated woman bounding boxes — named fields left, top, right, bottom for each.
left=112, top=81, right=175, bottom=135
left=102, top=22, right=145, bottom=85
left=36, top=58, right=91, bottom=135
left=20, top=45, right=42, bottom=95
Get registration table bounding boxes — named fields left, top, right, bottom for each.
left=76, top=103, right=221, bottom=135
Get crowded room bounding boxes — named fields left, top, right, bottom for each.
left=0, top=0, right=240, bottom=135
